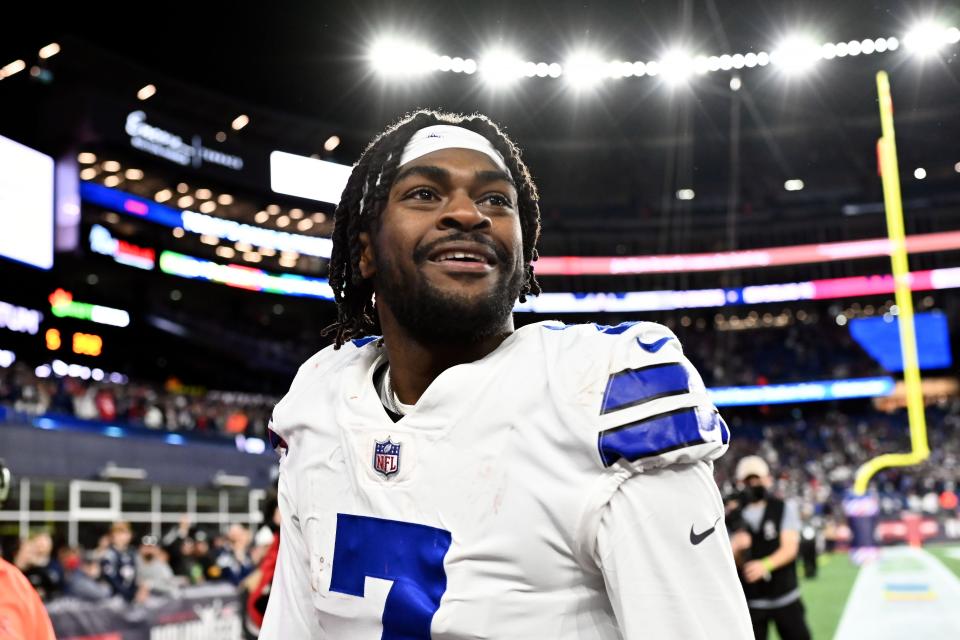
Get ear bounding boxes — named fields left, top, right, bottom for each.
left=358, top=232, right=376, bottom=279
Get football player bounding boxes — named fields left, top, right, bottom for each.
left=261, top=111, right=752, bottom=638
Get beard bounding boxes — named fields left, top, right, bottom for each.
left=373, top=235, right=524, bottom=344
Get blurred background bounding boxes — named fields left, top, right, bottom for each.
left=1, top=1, right=959, bottom=638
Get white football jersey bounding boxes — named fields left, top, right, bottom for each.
left=261, top=320, right=752, bottom=639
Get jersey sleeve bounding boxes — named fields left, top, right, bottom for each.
left=597, top=461, right=753, bottom=639
left=580, top=321, right=729, bottom=473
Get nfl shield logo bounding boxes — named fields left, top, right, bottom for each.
left=373, top=438, right=401, bottom=477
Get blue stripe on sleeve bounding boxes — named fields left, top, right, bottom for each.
left=600, top=362, right=690, bottom=414
left=598, top=407, right=706, bottom=467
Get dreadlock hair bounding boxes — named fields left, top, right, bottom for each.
left=323, top=109, right=542, bottom=348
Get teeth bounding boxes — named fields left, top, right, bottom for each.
left=435, top=251, right=484, bottom=262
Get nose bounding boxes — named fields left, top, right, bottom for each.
left=438, top=190, right=491, bottom=232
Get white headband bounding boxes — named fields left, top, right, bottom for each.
left=398, top=124, right=511, bottom=177
left=359, top=124, right=512, bottom=214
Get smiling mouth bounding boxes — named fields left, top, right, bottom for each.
left=430, top=250, right=491, bottom=265
left=423, top=240, right=500, bottom=275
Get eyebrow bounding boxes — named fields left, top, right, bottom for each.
left=393, top=164, right=516, bottom=188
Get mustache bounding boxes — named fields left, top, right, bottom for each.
left=413, top=232, right=511, bottom=265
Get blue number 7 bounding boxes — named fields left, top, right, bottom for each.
left=331, top=514, right=453, bottom=640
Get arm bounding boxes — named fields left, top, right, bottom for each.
left=258, top=456, right=322, bottom=639
left=596, top=461, right=753, bottom=640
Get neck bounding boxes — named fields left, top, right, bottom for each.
left=377, top=305, right=514, bottom=405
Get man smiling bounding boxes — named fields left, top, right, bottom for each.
left=261, top=110, right=751, bottom=639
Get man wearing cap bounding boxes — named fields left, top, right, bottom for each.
left=731, top=455, right=811, bottom=640
left=0, top=459, right=56, bottom=640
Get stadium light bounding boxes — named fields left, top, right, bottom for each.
left=784, top=179, right=805, bottom=191
left=904, top=21, right=957, bottom=57
left=38, top=43, right=60, bottom=59
left=564, top=50, right=605, bottom=89
left=137, top=84, right=156, bottom=101
left=771, top=36, right=821, bottom=74
left=0, top=60, right=26, bottom=80
left=479, top=48, right=525, bottom=86
left=369, top=37, right=442, bottom=75
left=914, top=167, right=927, bottom=180
left=676, top=188, right=695, bottom=200
left=658, top=49, right=695, bottom=84
left=231, top=114, right=250, bottom=131
left=323, top=135, right=340, bottom=152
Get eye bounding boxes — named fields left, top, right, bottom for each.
left=404, top=187, right=437, bottom=201
left=478, top=193, right=513, bottom=208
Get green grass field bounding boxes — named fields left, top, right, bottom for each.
left=927, top=544, right=960, bottom=580
left=767, top=552, right=861, bottom=640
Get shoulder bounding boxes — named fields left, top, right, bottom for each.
left=269, top=337, right=381, bottom=448
left=546, top=321, right=730, bottom=473
left=295, top=336, right=381, bottom=382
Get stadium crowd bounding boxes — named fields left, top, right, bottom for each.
left=10, top=515, right=277, bottom=605
left=0, top=361, right=273, bottom=439
left=716, top=400, right=960, bottom=528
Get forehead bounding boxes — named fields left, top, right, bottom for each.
left=393, top=147, right=504, bottom=179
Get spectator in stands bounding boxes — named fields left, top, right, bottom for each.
left=100, top=522, right=141, bottom=602
left=0, top=458, right=56, bottom=639
left=730, top=456, right=811, bottom=640
left=94, top=386, right=117, bottom=421
left=137, top=535, right=178, bottom=596
left=161, top=515, right=193, bottom=578
left=64, top=551, right=111, bottom=602
left=245, top=491, right=281, bottom=638
left=192, top=529, right=215, bottom=582
left=212, top=524, right=254, bottom=586
left=13, top=532, right=63, bottom=602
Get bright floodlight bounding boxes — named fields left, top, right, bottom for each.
left=784, top=179, right=805, bottom=191
left=479, top=48, right=524, bottom=86
left=370, top=37, right=438, bottom=75
left=904, top=21, right=953, bottom=57
left=38, top=43, right=60, bottom=59
left=771, top=36, right=821, bottom=74
left=914, top=167, right=927, bottom=180
left=564, top=50, right=605, bottom=89
left=137, top=84, right=157, bottom=101
left=676, top=188, right=695, bottom=200
left=658, top=49, right=694, bottom=84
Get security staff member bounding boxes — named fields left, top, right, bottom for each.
left=730, top=456, right=811, bottom=640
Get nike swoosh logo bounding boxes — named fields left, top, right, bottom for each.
left=690, top=516, right=722, bottom=545
left=637, top=336, right=673, bottom=353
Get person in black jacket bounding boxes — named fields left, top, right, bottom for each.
left=730, top=456, right=812, bottom=640
left=100, top=522, right=140, bottom=602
